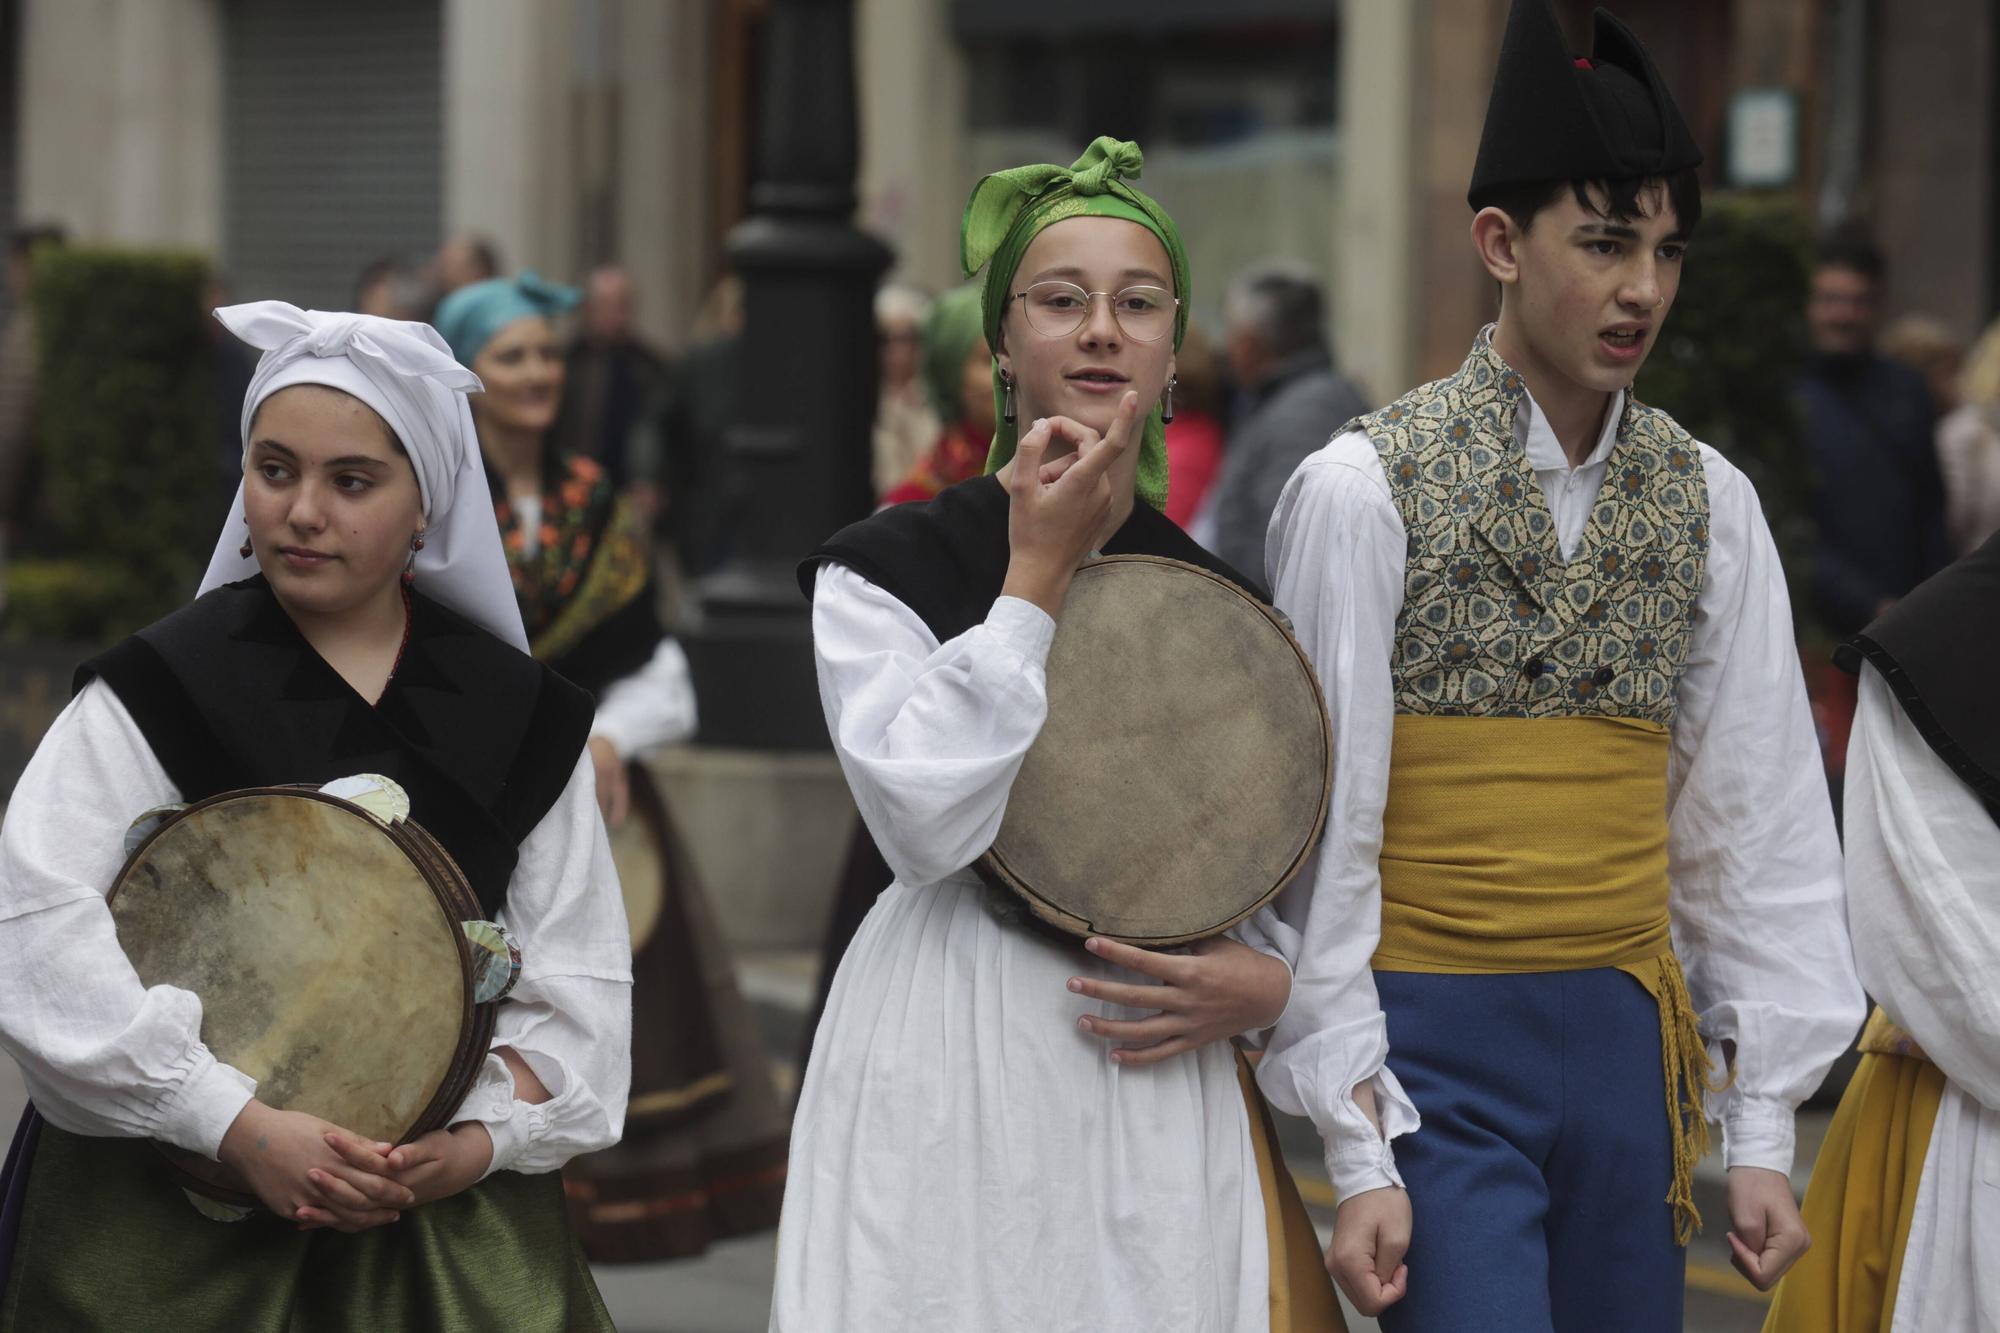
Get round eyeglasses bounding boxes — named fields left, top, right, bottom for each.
left=1010, top=281, right=1179, bottom=343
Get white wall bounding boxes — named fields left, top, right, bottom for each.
left=442, top=0, right=575, bottom=281
left=18, top=0, right=222, bottom=250
left=614, top=0, right=712, bottom=351
left=443, top=0, right=706, bottom=350
left=1333, top=0, right=1419, bottom=405
left=857, top=0, right=968, bottom=294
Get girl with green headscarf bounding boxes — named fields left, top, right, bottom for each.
left=878, top=284, right=994, bottom=505
left=777, top=139, right=1342, bottom=1332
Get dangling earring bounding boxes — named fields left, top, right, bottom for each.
left=403, top=529, right=425, bottom=587
left=1000, top=369, right=1017, bottom=426
left=1161, top=376, right=1178, bottom=425
left=238, top=517, right=252, bottom=560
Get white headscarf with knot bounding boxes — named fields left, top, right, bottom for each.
left=198, top=301, right=528, bottom=651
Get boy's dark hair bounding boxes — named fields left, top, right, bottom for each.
left=1814, top=224, right=1885, bottom=283
left=1471, top=167, right=1703, bottom=238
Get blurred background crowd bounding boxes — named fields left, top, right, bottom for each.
left=0, top=1, right=1993, bottom=1327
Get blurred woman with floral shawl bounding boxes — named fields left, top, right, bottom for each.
left=437, top=275, right=787, bottom=1262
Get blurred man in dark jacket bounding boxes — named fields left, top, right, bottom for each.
left=554, top=265, right=674, bottom=504
left=1797, top=229, right=1950, bottom=637
left=1205, top=262, right=1368, bottom=578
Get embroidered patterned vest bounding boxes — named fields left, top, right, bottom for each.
left=1349, top=330, right=1710, bottom=724
left=1352, top=331, right=1721, bottom=1244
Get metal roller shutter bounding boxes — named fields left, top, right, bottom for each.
left=221, top=0, right=441, bottom=310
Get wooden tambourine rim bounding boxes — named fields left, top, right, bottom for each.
left=107, top=786, right=496, bottom=1208
left=974, top=555, right=1334, bottom=946
left=613, top=760, right=672, bottom=952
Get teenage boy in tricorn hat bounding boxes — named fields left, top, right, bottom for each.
left=1237, top=2, right=1864, bottom=1326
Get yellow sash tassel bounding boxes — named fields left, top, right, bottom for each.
left=1621, top=952, right=1731, bottom=1245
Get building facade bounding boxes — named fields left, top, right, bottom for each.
left=0, top=0, right=1989, bottom=415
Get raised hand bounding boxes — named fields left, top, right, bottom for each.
left=1000, top=392, right=1139, bottom=617
left=1067, top=934, right=1291, bottom=1066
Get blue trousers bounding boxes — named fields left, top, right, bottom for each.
left=1374, top=967, right=1686, bottom=1333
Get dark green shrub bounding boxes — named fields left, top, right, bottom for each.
left=1635, top=192, right=1818, bottom=636
left=6, top=249, right=218, bottom=642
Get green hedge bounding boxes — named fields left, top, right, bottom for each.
left=6, top=248, right=218, bottom=642
left=1635, top=192, right=1817, bottom=635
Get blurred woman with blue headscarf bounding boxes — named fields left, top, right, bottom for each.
left=436, top=273, right=789, bottom=1262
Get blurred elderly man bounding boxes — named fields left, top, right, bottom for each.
left=871, top=284, right=938, bottom=497
left=434, top=232, right=503, bottom=297
left=554, top=264, right=673, bottom=500
left=1206, top=262, right=1367, bottom=577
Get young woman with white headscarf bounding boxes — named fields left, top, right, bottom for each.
left=0, top=303, right=629, bottom=1330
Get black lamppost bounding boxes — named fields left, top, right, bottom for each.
left=686, top=0, right=893, bottom=749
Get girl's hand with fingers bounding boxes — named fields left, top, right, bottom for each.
left=1001, top=392, right=1140, bottom=617
left=293, top=1131, right=413, bottom=1232
left=379, top=1122, right=495, bottom=1208
left=1067, top=934, right=1292, bottom=1066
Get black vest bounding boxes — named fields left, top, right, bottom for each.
left=76, top=578, right=594, bottom=916
left=797, top=475, right=1265, bottom=641
left=1837, top=530, right=2000, bottom=824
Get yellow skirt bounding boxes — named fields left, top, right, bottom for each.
left=1763, top=1044, right=1945, bottom=1333
left=1236, top=1052, right=1347, bottom=1332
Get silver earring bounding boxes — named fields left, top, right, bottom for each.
left=1001, top=370, right=1016, bottom=425
left=1161, top=376, right=1177, bottom=425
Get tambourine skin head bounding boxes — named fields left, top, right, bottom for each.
left=978, top=557, right=1333, bottom=946
left=107, top=788, right=489, bottom=1208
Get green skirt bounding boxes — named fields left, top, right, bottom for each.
left=1, top=1123, right=614, bottom=1332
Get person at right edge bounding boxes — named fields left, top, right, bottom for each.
left=1761, top=531, right=2000, bottom=1331
left=1240, top=4, right=1864, bottom=1327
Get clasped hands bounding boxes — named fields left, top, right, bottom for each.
left=215, top=1045, right=549, bottom=1232
left=217, top=1099, right=493, bottom=1232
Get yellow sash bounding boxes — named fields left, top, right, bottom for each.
left=1373, top=713, right=1726, bottom=1244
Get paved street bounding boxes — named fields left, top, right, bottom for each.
left=0, top=959, right=1800, bottom=1331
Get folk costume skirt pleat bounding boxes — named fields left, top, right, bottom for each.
left=1, top=1120, right=613, bottom=1332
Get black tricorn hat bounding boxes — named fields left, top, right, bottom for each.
left=1468, top=1, right=1703, bottom=207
